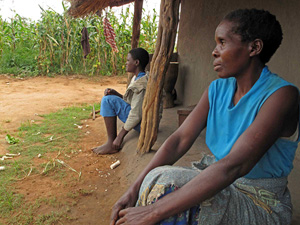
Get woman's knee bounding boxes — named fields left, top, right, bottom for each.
left=101, top=95, right=120, bottom=109
left=143, top=166, right=199, bottom=188
left=101, top=95, right=112, bottom=106
left=145, top=166, right=173, bottom=179
left=100, top=95, right=120, bottom=117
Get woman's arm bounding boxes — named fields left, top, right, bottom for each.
left=112, top=90, right=145, bottom=149
left=123, top=90, right=145, bottom=131
left=110, top=88, right=210, bottom=225
left=115, top=85, right=299, bottom=224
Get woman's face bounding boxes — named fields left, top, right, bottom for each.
left=126, top=53, right=138, bottom=73
left=212, top=20, right=251, bottom=78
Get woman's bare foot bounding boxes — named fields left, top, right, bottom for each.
left=92, top=142, right=120, bottom=155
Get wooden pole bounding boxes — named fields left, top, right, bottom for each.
left=137, top=0, right=180, bottom=153
left=127, top=0, right=144, bottom=86
left=131, top=0, right=143, bottom=49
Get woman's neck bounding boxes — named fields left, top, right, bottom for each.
left=234, top=62, right=265, bottom=105
left=135, top=69, right=144, bottom=76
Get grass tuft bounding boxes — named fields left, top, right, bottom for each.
left=0, top=103, right=100, bottom=224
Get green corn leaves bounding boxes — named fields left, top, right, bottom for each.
left=0, top=2, right=158, bottom=77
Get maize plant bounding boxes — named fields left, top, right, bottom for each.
left=0, top=1, right=158, bottom=77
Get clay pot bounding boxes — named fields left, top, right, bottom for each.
left=163, top=62, right=178, bottom=108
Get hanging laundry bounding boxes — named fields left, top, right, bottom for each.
left=103, top=17, right=119, bottom=53
left=81, top=27, right=91, bottom=58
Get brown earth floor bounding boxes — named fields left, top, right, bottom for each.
left=0, top=75, right=299, bottom=224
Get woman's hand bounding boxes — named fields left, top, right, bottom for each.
left=115, top=206, right=156, bottom=225
left=113, top=128, right=129, bottom=150
left=113, top=136, right=123, bottom=150
left=110, top=190, right=139, bottom=225
left=104, top=88, right=121, bottom=96
left=104, top=88, right=123, bottom=98
left=104, top=88, right=114, bottom=96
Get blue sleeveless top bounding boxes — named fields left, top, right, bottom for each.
left=206, top=66, right=300, bottom=178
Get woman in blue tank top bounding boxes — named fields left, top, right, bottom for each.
left=110, top=9, right=299, bottom=225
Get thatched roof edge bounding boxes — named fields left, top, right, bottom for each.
left=67, top=0, right=135, bottom=18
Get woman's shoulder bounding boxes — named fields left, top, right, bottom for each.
left=262, top=67, right=297, bottom=89
left=209, top=77, right=236, bottom=93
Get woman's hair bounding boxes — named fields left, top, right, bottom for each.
left=224, top=9, right=283, bottom=63
left=129, top=48, right=150, bottom=70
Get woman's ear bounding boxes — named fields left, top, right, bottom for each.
left=135, top=59, right=140, bottom=67
left=249, top=39, right=263, bottom=57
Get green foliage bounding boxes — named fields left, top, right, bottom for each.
left=0, top=14, right=39, bottom=76
left=5, top=134, right=19, bottom=144
left=0, top=185, right=23, bottom=214
left=0, top=2, right=158, bottom=77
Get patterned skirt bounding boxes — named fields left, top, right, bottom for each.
left=136, top=156, right=292, bottom=225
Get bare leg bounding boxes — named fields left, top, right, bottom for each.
left=92, top=116, right=119, bottom=154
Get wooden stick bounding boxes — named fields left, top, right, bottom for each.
left=13, top=167, right=33, bottom=181
left=92, top=105, right=96, bottom=120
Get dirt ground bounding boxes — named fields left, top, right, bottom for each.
left=0, top=74, right=132, bottom=224
left=1, top=74, right=299, bottom=224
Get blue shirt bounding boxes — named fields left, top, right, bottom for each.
left=206, top=66, right=299, bottom=178
left=135, top=71, right=146, bottom=81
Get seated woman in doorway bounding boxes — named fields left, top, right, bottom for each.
left=110, top=9, right=300, bottom=224
left=92, top=48, right=149, bottom=155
